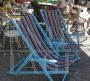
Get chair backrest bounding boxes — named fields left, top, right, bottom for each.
left=40, top=9, right=70, bottom=41
left=11, top=14, right=69, bottom=70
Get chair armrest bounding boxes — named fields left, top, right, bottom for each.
left=50, top=38, right=65, bottom=42
left=52, top=42, right=68, bottom=46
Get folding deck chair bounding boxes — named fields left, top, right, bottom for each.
left=8, top=14, right=70, bottom=81
left=40, top=9, right=80, bottom=62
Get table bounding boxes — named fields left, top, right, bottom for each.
left=5, top=30, right=20, bottom=69
left=68, top=24, right=87, bottom=44
left=4, top=30, right=20, bottom=49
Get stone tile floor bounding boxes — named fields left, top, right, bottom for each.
left=69, top=33, right=90, bottom=81
left=0, top=35, right=90, bottom=81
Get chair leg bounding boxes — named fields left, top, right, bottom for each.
left=62, top=73, right=68, bottom=81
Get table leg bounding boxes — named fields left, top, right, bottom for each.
left=10, top=37, right=14, bottom=70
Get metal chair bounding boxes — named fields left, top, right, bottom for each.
left=8, top=14, right=70, bottom=81
left=40, top=9, right=80, bottom=62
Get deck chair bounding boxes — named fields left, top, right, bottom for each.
left=8, top=14, right=70, bottom=81
left=40, top=9, right=80, bottom=62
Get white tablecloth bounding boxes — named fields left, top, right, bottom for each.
left=5, top=30, right=19, bottom=37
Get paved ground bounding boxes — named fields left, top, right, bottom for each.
left=0, top=33, right=90, bottom=81
left=69, top=33, right=90, bottom=81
